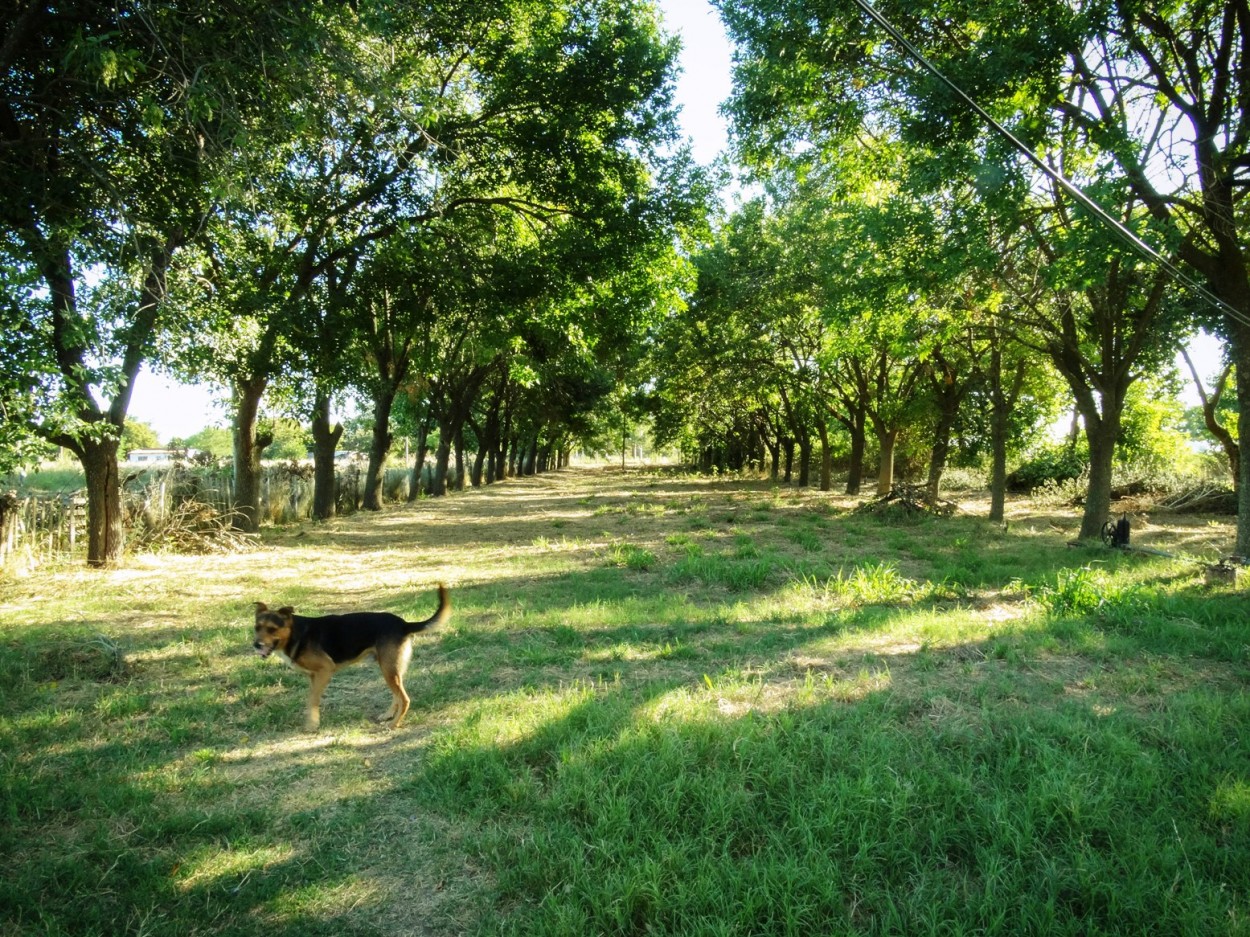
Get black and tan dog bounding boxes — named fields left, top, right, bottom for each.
left=252, top=584, right=449, bottom=730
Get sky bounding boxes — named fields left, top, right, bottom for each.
left=127, top=1, right=1225, bottom=443
left=128, top=0, right=736, bottom=443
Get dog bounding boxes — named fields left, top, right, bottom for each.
left=252, top=583, right=448, bottom=730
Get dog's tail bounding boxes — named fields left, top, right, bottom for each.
left=407, top=583, right=450, bottom=634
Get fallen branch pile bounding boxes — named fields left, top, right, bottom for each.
left=129, top=499, right=257, bottom=555
left=1156, top=485, right=1237, bottom=515
left=858, top=483, right=958, bottom=518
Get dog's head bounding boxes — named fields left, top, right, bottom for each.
left=252, top=602, right=295, bottom=659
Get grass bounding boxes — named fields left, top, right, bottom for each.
left=1, top=466, right=1247, bottom=936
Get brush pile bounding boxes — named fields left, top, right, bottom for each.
left=858, top=483, right=958, bottom=518
left=1156, top=485, right=1236, bottom=515
left=128, top=499, right=257, bottom=554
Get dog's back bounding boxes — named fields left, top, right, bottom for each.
left=295, top=611, right=417, bottom=664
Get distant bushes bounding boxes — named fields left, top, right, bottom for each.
left=1006, top=445, right=1086, bottom=493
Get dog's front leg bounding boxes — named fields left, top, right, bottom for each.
left=305, top=668, right=333, bottom=730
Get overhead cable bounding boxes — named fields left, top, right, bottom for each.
left=848, top=0, right=1247, bottom=326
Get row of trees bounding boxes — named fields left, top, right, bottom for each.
left=2, top=0, right=704, bottom=565
left=4, top=1, right=1246, bottom=567
left=659, top=0, right=1245, bottom=549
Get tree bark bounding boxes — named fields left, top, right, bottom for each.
left=310, top=392, right=342, bottom=520
left=797, top=433, right=812, bottom=487
left=407, top=409, right=434, bottom=502
left=925, top=373, right=963, bottom=502
left=453, top=426, right=466, bottom=491
left=1080, top=409, right=1120, bottom=541
left=79, top=436, right=124, bottom=567
left=763, top=426, right=780, bottom=481
left=432, top=437, right=452, bottom=496
left=362, top=392, right=396, bottom=510
left=875, top=427, right=899, bottom=496
left=1180, top=349, right=1239, bottom=493
left=471, top=446, right=487, bottom=486
left=987, top=347, right=1026, bottom=524
left=816, top=423, right=832, bottom=491
left=1235, top=330, right=1250, bottom=554
left=845, top=423, right=865, bottom=496
left=232, top=377, right=272, bottom=532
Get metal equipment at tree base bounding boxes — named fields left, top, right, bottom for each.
left=1101, top=515, right=1131, bottom=549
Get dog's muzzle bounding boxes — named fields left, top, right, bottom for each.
left=254, top=642, right=275, bottom=659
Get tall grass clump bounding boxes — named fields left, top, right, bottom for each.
left=667, top=553, right=776, bottom=591
left=794, top=562, right=919, bottom=607
left=1037, top=565, right=1106, bottom=616
left=604, top=542, right=657, bottom=571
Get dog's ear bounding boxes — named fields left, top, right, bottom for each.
left=253, top=601, right=268, bottom=613
left=278, top=606, right=295, bottom=617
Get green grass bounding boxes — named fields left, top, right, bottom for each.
left=1, top=466, right=1247, bottom=936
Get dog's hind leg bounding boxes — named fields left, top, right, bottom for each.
left=377, top=642, right=412, bottom=729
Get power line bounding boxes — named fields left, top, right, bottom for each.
left=849, top=0, right=1249, bottom=328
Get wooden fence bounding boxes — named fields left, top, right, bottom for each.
left=0, top=491, right=88, bottom=569
left=0, top=461, right=421, bottom=570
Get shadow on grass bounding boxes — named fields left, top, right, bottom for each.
left=0, top=466, right=1244, bottom=936
left=397, top=658, right=1250, bottom=935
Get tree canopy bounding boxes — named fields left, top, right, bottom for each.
left=2, top=0, right=1243, bottom=564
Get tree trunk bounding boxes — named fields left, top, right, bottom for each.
left=1234, top=329, right=1250, bottom=554
left=1079, top=411, right=1120, bottom=541
left=310, top=392, right=342, bottom=521
left=432, top=437, right=451, bottom=496
left=845, top=424, right=865, bottom=499
left=471, top=443, right=487, bottom=487
left=362, top=392, right=396, bottom=511
left=816, top=423, right=832, bottom=492
left=1180, top=352, right=1238, bottom=491
left=232, top=377, right=272, bottom=532
left=926, top=390, right=961, bottom=503
left=410, top=439, right=430, bottom=499
left=79, top=436, right=124, bottom=567
left=875, top=427, right=898, bottom=497
left=988, top=351, right=1026, bottom=524
left=495, top=411, right=512, bottom=482
left=988, top=423, right=1008, bottom=524
left=763, top=429, right=780, bottom=481
left=407, top=413, right=434, bottom=502
left=470, top=405, right=498, bottom=487
left=494, top=436, right=508, bottom=482
left=453, top=427, right=466, bottom=491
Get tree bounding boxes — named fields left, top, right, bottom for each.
left=1181, top=350, right=1239, bottom=489
left=184, top=427, right=233, bottom=459
left=0, top=1, right=338, bottom=564
left=179, top=0, right=687, bottom=530
left=120, top=421, right=161, bottom=458
left=719, top=0, right=1250, bottom=550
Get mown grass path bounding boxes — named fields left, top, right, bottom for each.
left=1, top=467, right=1247, bottom=935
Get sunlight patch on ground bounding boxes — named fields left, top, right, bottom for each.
left=176, top=844, right=295, bottom=893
